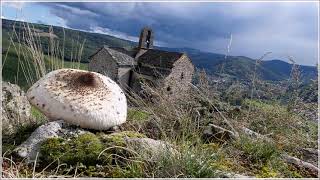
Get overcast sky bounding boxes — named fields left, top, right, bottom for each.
left=2, top=1, right=318, bottom=66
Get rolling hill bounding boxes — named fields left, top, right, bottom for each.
left=2, top=18, right=317, bottom=83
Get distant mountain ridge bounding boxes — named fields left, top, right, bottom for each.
left=2, top=19, right=317, bottom=82
left=159, top=47, right=317, bottom=82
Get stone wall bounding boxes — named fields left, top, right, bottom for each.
left=135, top=48, right=148, bottom=59
left=118, top=67, right=132, bottom=90
left=88, top=49, right=118, bottom=81
left=89, top=48, right=194, bottom=98
left=129, top=71, right=163, bottom=95
left=164, top=54, right=194, bottom=97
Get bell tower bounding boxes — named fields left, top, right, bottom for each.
left=138, top=27, right=154, bottom=49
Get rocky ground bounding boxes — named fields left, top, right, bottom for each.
left=1, top=81, right=318, bottom=178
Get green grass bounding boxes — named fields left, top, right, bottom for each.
left=31, top=106, right=47, bottom=122
left=3, top=19, right=135, bottom=63
left=234, top=136, right=279, bottom=164
left=2, top=31, right=88, bottom=91
left=127, top=109, right=150, bottom=122
left=237, top=99, right=318, bottom=155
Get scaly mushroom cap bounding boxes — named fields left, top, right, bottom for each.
left=27, top=69, right=127, bottom=130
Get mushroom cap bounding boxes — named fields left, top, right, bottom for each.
left=26, top=69, right=127, bottom=130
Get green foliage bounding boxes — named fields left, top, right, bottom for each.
left=234, top=136, right=279, bottom=164
left=298, top=80, right=318, bottom=103
left=241, top=99, right=318, bottom=154
left=40, top=133, right=103, bottom=166
left=181, top=152, right=217, bottom=178
left=2, top=40, right=88, bottom=90
left=110, top=163, right=145, bottom=178
left=151, top=145, right=218, bottom=178
left=127, top=109, right=150, bottom=122
left=2, top=19, right=89, bottom=90
left=255, top=160, right=303, bottom=178
left=31, top=106, right=47, bottom=122
left=2, top=19, right=135, bottom=63
left=257, top=165, right=279, bottom=178
left=230, top=136, right=304, bottom=178
left=203, top=145, right=241, bottom=173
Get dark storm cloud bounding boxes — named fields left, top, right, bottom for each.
left=40, top=2, right=318, bottom=65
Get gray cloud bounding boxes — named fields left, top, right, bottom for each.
left=40, top=2, right=317, bottom=65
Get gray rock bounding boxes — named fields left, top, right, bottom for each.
left=2, top=82, right=34, bottom=135
left=203, top=124, right=237, bottom=142
left=125, top=137, right=178, bottom=161
left=281, top=154, right=319, bottom=176
left=14, top=120, right=64, bottom=162
left=14, top=120, right=176, bottom=163
left=300, top=148, right=319, bottom=166
left=14, top=120, right=87, bottom=162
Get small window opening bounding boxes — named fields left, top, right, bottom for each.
left=145, top=30, right=152, bottom=48
left=180, top=72, right=184, bottom=79
left=167, top=86, right=171, bottom=92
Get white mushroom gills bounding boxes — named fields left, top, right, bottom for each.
left=26, top=69, right=127, bottom=130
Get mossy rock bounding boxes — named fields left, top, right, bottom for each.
left=40, top=133, right=103, bottom=166
left=2, top=123, right=42, bottom=156
left=99, top=131, right=147, bottom=146
left=97, top=131, right=147, bottom=165
left=41, top=131, right=147, bottom=167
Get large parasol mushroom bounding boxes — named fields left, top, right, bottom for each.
left=26, top=69, right=127, bottom=130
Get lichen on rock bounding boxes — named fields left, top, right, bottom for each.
left=38, top=129, right=176, bottom=167
left=2, top=81, right=35, bottom=135
left=98, top=131, right=147, bottom=146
